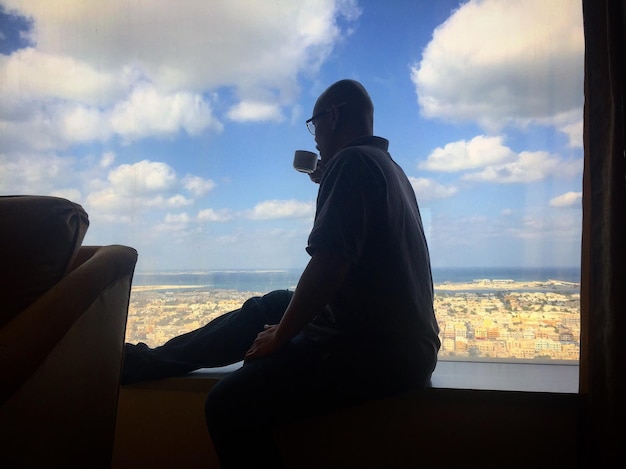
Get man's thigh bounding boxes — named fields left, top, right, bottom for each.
left=205, top=334, right=364, bottom=432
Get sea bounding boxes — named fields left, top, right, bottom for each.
left=133, top=266, right=581, bottom=293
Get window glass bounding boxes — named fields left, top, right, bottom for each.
left=0, top=0, right=583, bottom=363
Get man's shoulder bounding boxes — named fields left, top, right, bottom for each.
left=341, top=136, right=389, bottom=154
left=321, top=137, right=393, bottom=189
left=334, top=137, right=390, bottom=166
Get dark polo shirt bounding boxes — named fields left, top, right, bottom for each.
left=306, top=136, right=440, bottom=368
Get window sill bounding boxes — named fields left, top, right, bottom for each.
left=432, top=359, right=578, bottom=393
left=124, top=359, right=579, bottom=394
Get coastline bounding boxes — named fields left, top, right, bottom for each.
left=434, top=279, right=580, bottom=292
left=131, top=279, right=581, bottom=294
left=131, top=284, right=213, bottom=292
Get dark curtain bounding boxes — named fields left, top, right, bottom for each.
left=580, top=0, right=626, bottom=465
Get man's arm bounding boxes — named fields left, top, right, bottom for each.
left=245, top=249, right=350, bottom=360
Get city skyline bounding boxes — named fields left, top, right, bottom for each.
left=0, top=0, right=584, bottom=272
left=126, top=281, right=581, bottom=362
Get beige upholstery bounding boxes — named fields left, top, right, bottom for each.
left=0, top=196, right=137, bottom=467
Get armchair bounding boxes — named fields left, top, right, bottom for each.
left=0, top=196, right=137, bottom=467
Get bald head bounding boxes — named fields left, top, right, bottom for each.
left=311, top=80, right=375, bottom=160
left=314, top=79, right=374, bottom=136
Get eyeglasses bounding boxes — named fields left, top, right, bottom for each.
left=305, top=103, right=345, bottom=135
left=305, top=109, right=330, bottom=135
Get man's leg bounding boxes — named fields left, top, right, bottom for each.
left=121, top=289, right=293, bottom=384
left=205, top=335, right=323, bottom=468
left=205, top=333, right=437, bottom=468
left=204, top=333, right=388, bottom=469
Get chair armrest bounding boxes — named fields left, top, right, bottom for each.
left=69, top=245, right=101, bottom=271
left=0, top=245, right=138, bottom=402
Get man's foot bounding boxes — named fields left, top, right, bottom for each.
left=124, top=342, right=151, bottom=353
left=121, top=342, right=157, bottom=385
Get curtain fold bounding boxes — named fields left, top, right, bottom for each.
left=580, top=0, right=626, bottom=464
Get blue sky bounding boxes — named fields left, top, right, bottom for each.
left=0, top=0, right=584, bottom=272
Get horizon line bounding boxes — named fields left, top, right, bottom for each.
left=134, top=265, right=581, bottom=275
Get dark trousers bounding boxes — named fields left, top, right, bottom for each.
left=205, top=328, right=435, bottom=468
left=121, top=289, right=294, bottom=384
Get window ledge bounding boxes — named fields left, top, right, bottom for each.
left=125, top=360, right=579, bottom=394
left=432, top=360, right=578, bottom=393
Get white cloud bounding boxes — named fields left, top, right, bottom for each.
left=1, top=82, right=222, bottom=151
left=49, top=187, right=82, bottom=203
left=110, top=85, right=222, bottom=141
left=183, top=175, right=216, bottom=197
left=462, top=150, right=581, bottom=184
left=85, top=190, right=189, bottom=222
left=422, top=135, right=582, bottom=184
left=411, top=0, right=583, bottom=135
left=227, top=101, right=284, bottom=123
left=154, top=212, right=193, bottom=234
left=550, top=191, right=582, bottom=208
left=409, top=177, right=458, bottom=201
left=0, top=1, right=359, bottom=155
left=246, top=199, right=315, bottom=220
left=0, top=152, right=76, bottom=194
left=84, top=187, right=131, bottom=215
left=165, top=212, right=191, bottom=224
left=197, top=208, right=234, bottom=223
left=100, top=151, right=116, bottom=168
left=61, top=105, right=110, bottom=143
left=0, top=108, right=77, bottom=152
left=108, top=160, right=177, bottom=195
left=0, top=48, right=124, bottom=109
left=14, top=0, right=358, bottom=88
left=560, top=119, right=584, bottom=148
left=165, top=194, right=193, bottom=208
left=420, top=135, right=516, bottom=172
left=84, top=160, right=211, bottom=217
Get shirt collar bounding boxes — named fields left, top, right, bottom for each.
left=341, top=135, right=389, bottom=152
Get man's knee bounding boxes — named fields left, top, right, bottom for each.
left=241, top=289, right=292, bottom=323
left=260, top=289, right=293, bottom=307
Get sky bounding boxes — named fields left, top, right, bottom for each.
left=0, top=0, right=584, bottom=272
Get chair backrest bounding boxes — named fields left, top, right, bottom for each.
left=0, top=195, right=89, bottom=328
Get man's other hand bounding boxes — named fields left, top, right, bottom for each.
left=245, top=324, right=284, bottom=361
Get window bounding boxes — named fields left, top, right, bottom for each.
left=0, top=0, right=583, bottom=365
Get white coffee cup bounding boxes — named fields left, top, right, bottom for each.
left=293, top=150, right=318, bottom=173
